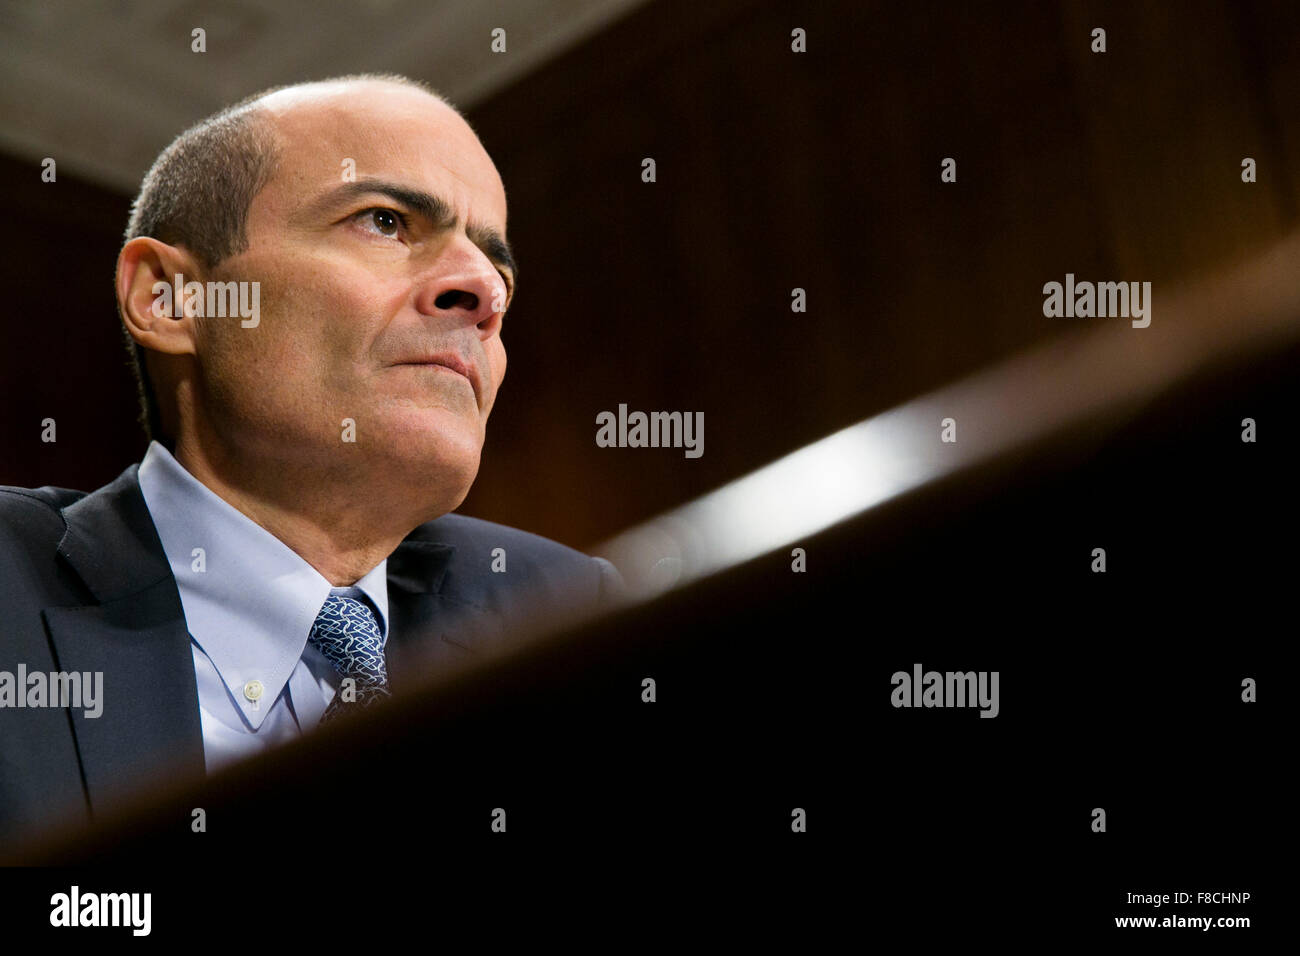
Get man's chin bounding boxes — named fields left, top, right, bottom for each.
left=370, top=415, right=482, bottom=482
left=373, top=403, right=482, bottom=446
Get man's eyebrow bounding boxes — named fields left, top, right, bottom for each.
left=316, top=178, right=518, bottom=283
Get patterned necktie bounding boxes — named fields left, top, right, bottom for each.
left=307, top=591, right=391, bottom=724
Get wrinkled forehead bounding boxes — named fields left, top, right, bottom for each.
left=253, top=82, right=508, bottom=228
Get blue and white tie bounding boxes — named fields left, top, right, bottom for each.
left=307, top=591, right=391, bottom=724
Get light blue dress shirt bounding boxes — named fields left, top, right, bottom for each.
left=136, top=440, right=389, bottom=775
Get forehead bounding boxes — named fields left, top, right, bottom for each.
left=253, top=82, right=507, bottom=228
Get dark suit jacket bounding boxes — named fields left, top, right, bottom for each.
left=0, top=464, right=620, bottom=845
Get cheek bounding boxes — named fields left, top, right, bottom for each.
left=204, top=252, right=395, bottom=425
left=272, top=272, right=390, bottom=381
left=486, top=343, right=507, bottom=403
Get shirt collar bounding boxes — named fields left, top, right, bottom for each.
left=137, top=440, right=389, bottom=729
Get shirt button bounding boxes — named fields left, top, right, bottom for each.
left=243, top=679, right=264, bottom=703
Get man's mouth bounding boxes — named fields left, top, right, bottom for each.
left=392, top=352, right=479, bottom=401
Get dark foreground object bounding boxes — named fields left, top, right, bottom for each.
left=2, top=343, right=1287, bottom=943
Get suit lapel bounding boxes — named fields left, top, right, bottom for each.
left=44, top=465, right=205, bottom=817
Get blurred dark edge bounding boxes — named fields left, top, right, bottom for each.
left=6, top=325, right=1290, bottom=867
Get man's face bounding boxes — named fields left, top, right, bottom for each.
left=195, top=81, right=513, bottom=510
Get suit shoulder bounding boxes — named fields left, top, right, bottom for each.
left=421, top=513, right=624, bottom=614
left=0, top=483, right=85, bottom=538
left=425, top=512, right=593, bottom=566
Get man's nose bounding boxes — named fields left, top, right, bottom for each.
left=414, top=243, right=507, bottom=338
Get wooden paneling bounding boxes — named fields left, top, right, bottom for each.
left=461, top=0, right=1300, bottom=547
left=3, top=0, right=1298, bottom=550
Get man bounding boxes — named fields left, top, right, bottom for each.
left=0, top=74, right=621, bottom=845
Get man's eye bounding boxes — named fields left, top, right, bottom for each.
left=360, top=207, right=408, bottom=237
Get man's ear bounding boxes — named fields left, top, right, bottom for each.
left=117, top=238, right=202, bottom=356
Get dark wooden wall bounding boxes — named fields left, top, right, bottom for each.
left=3, top=0, right=1299, bottom=550
left=0, top=152, right=137, bottom=492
